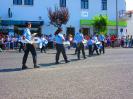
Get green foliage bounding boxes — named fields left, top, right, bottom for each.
left=93, top=15, right=108, bottom=35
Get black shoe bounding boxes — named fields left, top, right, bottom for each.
left=65, top=60, right=70, bottom=63
left=84, top=57, right=86, bottom=59
left=22, top=65, right=28, bottom=70
left=55, top=62, right=60, bottom=64
left=34, top=65, right=40, bottom=68
left=78, top=58, right=80, bottom=60
left=88, top=55, right=91, bottom=57
left=74, top=52, right=77, bottom=55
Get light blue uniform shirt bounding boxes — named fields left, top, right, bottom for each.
left=99, top=34, right=105, bottom=41
left=18, top=36, right=21, bottom=42
left=55, top=33, right=65, bottom=44
left=41, top=37, right=48, bottom=45
left=74, top=32, right=84, bottom=43
left=92, top=36, right=98, bottom=43
left=23, top=28, right=32, bottom=41
left=87, top=39, right=93, bottom=45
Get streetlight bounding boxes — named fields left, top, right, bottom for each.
left=116, top=0, right=118, bottom=36
left=8, top=8, right=13, bottom=36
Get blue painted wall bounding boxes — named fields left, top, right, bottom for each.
left=0, top=0, right=126, bottom=36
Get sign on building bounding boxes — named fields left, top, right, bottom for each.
left=81, top=11, right=89, bottom=17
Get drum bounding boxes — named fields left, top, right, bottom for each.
left=63, top=41, right=70, bottom=47
left=21, top=37, right=41, bottom=48
left=83, top=39, right=87, bottom=46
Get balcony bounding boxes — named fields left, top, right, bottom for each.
left=119, top=10, right=132, bottom=21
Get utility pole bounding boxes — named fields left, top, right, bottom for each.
left=116, top=0, right=118, bottom=37
left=0, top=17, right=1, bottom=27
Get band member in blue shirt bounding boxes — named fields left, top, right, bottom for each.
left=87, top=36, right=93, bottom=57
left=22, top=22, right=39, bottom=69
left=55, top=28, right=70, bottom=64
left=74, top=29, right=86, bottom=60
left=40, top=35, right=48, bottom=53
left=92, top=34, right=99, bottom=55
left=98, top=33, right=105, bottom=54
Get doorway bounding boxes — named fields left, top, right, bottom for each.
left=81, top=28, right=90, bottom=36
left=66, top=27, right=75, bottom=38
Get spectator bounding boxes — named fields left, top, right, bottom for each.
left=111, top=35, right=115, bottom=48
left=125, top=35, right=129, bottom=48
left=129, top=35, right=133, bottom=48
left=120, top=37, right=124, bottom=48
left=106, top=35, right=111, bottom=48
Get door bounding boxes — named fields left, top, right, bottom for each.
left=66, top=27, right=75, bottom=38
left=82, top=28, right=90, bottom=36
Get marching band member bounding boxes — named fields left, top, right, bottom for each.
left=92, top=34, right=99, bottom=55
left=74, top=29, right=86, bottom=60
left=54, top=28, right=70, bottom=64
left=87, top=36, right=93, bottom=57
left=98, top=33, right=105, bottom=54
left=22, top=22, right=39, bottom=69
left=18, top=35, right=25, bottom=53
left=40, top=35, right=48, bottom=53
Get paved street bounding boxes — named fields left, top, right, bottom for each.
left=0, top=48, right=133, bottom=99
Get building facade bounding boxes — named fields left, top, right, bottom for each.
left=126, top=11, right=133, bottom=35
left=0, top=0, right=126, bottom=37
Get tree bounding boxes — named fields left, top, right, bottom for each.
left=93, top=15, right=108, bottom=35
left=48, top=7, right=69, bottom=28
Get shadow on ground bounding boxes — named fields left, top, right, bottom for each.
left=39, top=58, right=80, bottom=67
left=0, top=68, right=22, bottom=72
left=39, top=62, right=67, bottom=67
left=45, top=52, right=56, bottom=54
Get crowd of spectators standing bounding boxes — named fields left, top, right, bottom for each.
left=104, top=35, right=133, bottom=48
left=0, top=32, right=133, bottom=52
left=0, top=33, right=52, bottom=51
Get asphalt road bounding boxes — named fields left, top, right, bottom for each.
left=0, top=48, right=133, bottom=99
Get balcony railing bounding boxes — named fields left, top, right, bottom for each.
left=119, top=10, right=132, bottom=21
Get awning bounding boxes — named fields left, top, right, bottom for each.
left=1, top=20, right=44, bottom=26
left=80, top=19, right=127, bottom=27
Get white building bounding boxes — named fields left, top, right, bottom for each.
left=0, top=0, right=126, bottom=37
left=126, top=10, right=133, bottom=35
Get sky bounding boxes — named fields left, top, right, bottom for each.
left=126, top=0, right=133, bottom=10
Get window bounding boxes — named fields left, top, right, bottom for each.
left=81, top=0, right=89, bottom=9
left=13, top=0, right=22, bottom=5
left=102, top=0, right=107, bottom=10
left=60, top=0, right=66, bottom=7
left=24, top=0, right=34, bottom=5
